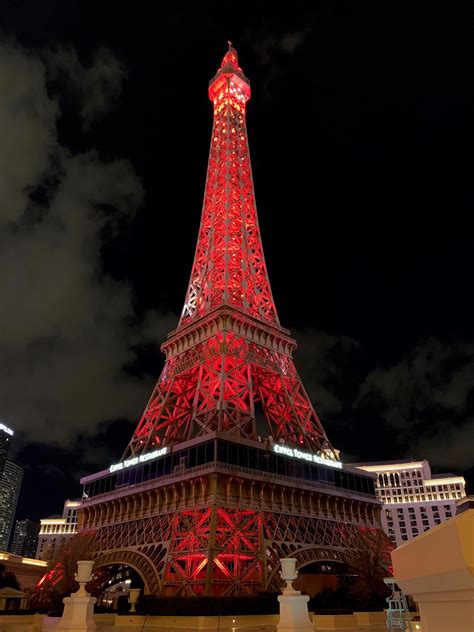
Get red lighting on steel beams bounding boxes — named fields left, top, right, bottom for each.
left=163, top=507, right=262, bottom=596
left=123, top=44, right=336, bottom=461
left=81, top=47, right=388, bottom=601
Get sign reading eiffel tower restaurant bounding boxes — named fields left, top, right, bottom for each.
left=79, top=46, right=387, bottom=597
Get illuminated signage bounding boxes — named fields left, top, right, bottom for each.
left=0, top=423, right=13, bottom=437
left=273, top=444, right=343, bottom=469
left=109, top=447, right=168, bottom=474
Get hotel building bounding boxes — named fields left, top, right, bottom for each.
left=36, top=499, right=80, bottom=560
left=354, top=459, right=466, bottom=546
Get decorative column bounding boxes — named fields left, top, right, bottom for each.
left=277, top=558, right=313, bottom=632
left=53, top=561, right=96, bottom=632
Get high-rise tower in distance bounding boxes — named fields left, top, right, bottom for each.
left=0, top=423, right=23, bottom=552
left=79, top=46, right=388, bottom=597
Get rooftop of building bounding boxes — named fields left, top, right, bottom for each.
left=456, top=495, right=474, bottom=514
left=352, top=459, right=426, bottom=467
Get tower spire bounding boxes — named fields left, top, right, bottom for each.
left=220, top=41, right=239, bottom=70
left=123, top=48, right=335, bottom=459
left=179, top=45, right=278, bottom=329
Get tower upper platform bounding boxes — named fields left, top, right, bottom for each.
left=208, top=44, right=251, bottom=103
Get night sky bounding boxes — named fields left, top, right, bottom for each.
left=0, top=1, right=472, bottom=521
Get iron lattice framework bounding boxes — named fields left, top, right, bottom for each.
left=72, top=46, right=390, bottom=600
left=124, top=45, right=335, bottom=460
left=80, top=484, right=391, bottom=597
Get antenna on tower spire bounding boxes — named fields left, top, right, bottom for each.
left=220, top=41, right=239, bottom=69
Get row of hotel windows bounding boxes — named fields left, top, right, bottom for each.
left=377, top=471, right=423, bottom=487
left=385, top=504, right=454, bottom=517
left=385, top=505, right=454, bottom=541
left=383, top=491, right=463, bottom=503
left=40, top=524, right=76, bottom=534
left=380, top=483, right=462, bottom=494
left=377, top=473, right=462, bottom=493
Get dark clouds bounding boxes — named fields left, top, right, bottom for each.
left=293, top=329, right=360, bottom=418
left=0, top=40, right=167, bottom=448
left=253, top=29, right=309, bottom=65
left=46, top=46, right=126, bottom=129
left=356, top=338, right=474, bottom=469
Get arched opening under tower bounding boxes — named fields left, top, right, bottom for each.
left=293, top=560, right=348, bottom=598
left=90, top=564, right=144, bottom=610
left=90, top=548, right=162, bottom=596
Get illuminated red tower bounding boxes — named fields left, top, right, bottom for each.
left=123, top=45, right=334, bottom=460
left=79, top=46, right=388, bottom=598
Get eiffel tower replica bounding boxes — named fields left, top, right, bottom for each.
left=79, top=46, right=386, bottom=597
